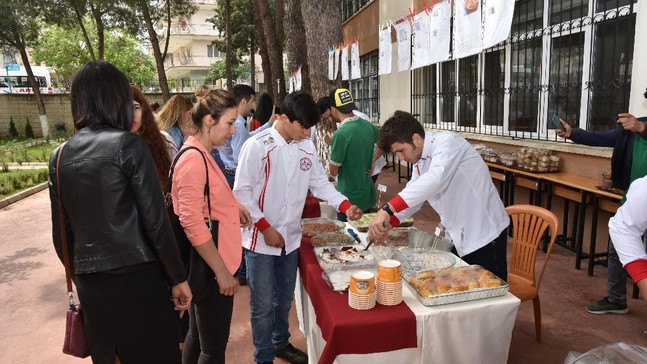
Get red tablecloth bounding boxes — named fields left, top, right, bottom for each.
left=301, top=194, right=321, bottom=219
left=298, top=237, right=417, bottom=364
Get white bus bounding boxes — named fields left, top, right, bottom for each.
left=0, top=65, right=62, bottom=94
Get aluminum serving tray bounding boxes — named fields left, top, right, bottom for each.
left=403, top=265, right=509, bottom=307
left=321, top=266, right=379, bottom=292
left=313, top=244, right=377, bottom=271
left=301, top=217, right=346, bottom=238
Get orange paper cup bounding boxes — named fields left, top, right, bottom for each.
left=349, top=271, right=376, bottom=295
left=377, top=259, right=402, bottom=283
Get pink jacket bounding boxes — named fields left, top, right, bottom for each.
left=171, top=136, right=242, bottom=275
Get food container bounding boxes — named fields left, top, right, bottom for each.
left=393, top=249, right=456, bottom=277
left=404, top=265, right=508, bottom=306
left=349, top=212, right=414, bottom=232
left=408, top=227, right=454, bottom=251
left=321, top=266, right=378, bottom=292
left=310, top=231, right=356, bottom=247
left=301, top=217, right=345, bottom=238
left=372, top=227, right=411, bottom=247
left=313, top=245, right=376, bottom=270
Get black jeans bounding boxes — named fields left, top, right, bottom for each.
left=182, top=280, right=234, bottom=364
left=455, top=229, right=508, bottom=281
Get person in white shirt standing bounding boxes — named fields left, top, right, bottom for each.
left=233, top=91, right=362, bottom=364
left=368, top=110, right=509, bottom=280
left=608, top=175, right=647, bottom=298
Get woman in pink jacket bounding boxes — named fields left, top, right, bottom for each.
left=171, top=89, right=251, bottom=363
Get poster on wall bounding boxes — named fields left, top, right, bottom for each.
left=378, top=25, right=392, bottom=75
left=334, top=46, right=340, bottom=80
left=429, top=0, right=451, bottom=65
left=454, top=0, right=482, bottom=59
left=411, top=11, right=431, bottom=70
left=350, top=41, right=361, bottom=80
left=393, top=20, right=412, bottom=72
left=482, top=0, right=515, bottom=49
left=328, top=47, right=335, bottom=80
left=341, top=44, right=349, bottom=81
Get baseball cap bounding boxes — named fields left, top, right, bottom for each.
left=329, top=88, right=357, bottom=114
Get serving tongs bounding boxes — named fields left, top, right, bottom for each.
left=364, top=216, right=390, bottom=250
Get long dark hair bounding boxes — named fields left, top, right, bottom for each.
left=70, top=61, right=133, bottom=130
left=131, top=86, right=172, bottom=189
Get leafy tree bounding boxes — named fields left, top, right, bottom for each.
left=205, top=58, right=251, bottom=82
left=25, top=117, right=34, bottom=139
left=32, top=21, right=155, bottom=88
left=253, top=0, right=286, bottom=102
left=207, top=0, right=257, bottom=89
left=0, top=0, right=50, bottom=137
left=8, top=117, right=18, bottom=139
left=124, top=0, right=197, bottom=102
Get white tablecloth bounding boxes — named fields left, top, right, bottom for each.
left=295, top=224, right=521, bottom=364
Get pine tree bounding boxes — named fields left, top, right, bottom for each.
left=8, top=117, right=19, bottom=138
left=25, top=117, right=34, bottom=139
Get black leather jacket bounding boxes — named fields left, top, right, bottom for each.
left=49, top=125, right=187, bottom=284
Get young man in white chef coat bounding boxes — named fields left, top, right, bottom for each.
left=233, top=91, right=362, bottom=364
left=368, top=110, right=509, bottom=280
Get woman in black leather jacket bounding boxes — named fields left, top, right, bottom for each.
left=48, top=61, right=192, bottom=364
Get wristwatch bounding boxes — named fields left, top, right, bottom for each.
left=381, top=203, right=395, bottom=216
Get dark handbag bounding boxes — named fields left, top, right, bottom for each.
left=56, top=144, right=90, bottom=358
left=165, top=146, right=219, bottom=304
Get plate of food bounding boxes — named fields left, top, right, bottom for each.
left=310, top=231, right=356, bottom=247
left=313, top=245, right=375, bottom=269
left=301, top=217, right=345, bottom=238
left=405, top=265, right=508, bottom=306
left=393, top=249, right=456, bottom=276
left=350, top=213, right=414, bottom=232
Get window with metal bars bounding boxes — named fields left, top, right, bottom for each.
left=348, top=52, right=379, bottom=122
left=341, top=0, right=373, bottom=22
left=409, top=0, right=636, bottom=141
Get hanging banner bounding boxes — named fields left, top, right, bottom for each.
left=334, top=46, right=341, bottom=80
left=429, top=0, right=451, bottom=64
left=341, top=44, right=349, bottom=81
left=350, top=41, right=361, bottom=80
left=482, top=0, right=515, bottom=49
left=328, top=47, right=335, bottom=80
left=411, top=10, right=431, bottom=70
left=393, top=20, right=412, bottom=72
left=454, top=0, right=482, bottom=59
left=378, top=25, right=392, bottom=75
left=295, top=65, right=302, bottom=92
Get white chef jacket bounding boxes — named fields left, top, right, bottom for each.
left=233, top=126, right=350, bottom=256
left=609, top=176, right=647, bottom=277
left=391, top=131, right=508, bottom=257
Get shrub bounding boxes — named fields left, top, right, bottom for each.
left=8, top=117, right=19, bottom=138
left=0, top=168, right=48, bottom=199
left=25, top=117, right=34, bottom=139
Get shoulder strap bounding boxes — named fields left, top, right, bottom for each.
left=55, top=143, right=75, bottom=302
left=164, top=146, right=213, bottom=220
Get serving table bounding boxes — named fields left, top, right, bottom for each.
left=295, top=226, right=520, bottom=364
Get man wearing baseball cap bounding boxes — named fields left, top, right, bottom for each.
left=328, top=88, right=381, bottom=221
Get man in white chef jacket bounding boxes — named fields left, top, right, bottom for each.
left=368, top=110, right=509, bottom=280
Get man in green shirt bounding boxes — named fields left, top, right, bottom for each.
left=328, top=88, right=380, bottom=221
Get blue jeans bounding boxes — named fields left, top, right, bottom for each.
left=245, top=248, right=299, bottom=363
left=607, top=239, right=627, bottom=305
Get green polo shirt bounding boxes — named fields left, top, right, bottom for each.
left=625, top=136, right=647, bottom=204
left=329, top=117, right=379, bottom=211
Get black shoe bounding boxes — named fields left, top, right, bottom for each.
left=275, top=343, right=307, bottom=364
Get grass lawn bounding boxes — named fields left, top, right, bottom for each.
left=0, top=168, right=48, bottom=199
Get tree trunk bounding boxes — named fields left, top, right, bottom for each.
left=275, top=0, right=284, bottom=47
left=284, top=0, right=310, bottom=94
left=253, top=0, right=286, bottom=102
left=252, top=4, right=273, bottom=98
left=141, top=1, right=171, bottom=102
left=89, top=2, right=105, bottom=60
left=225, top=0, right=233, bottom=90
left=72, top=1, right=96, bottom=61
left=19, top=49, right=49, bottom=137
left=301, top=0, right=342, bottom=99
left=249, top=6, right=256, bottom=90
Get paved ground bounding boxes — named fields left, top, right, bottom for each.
left=2, top=168, right=647, bottom=363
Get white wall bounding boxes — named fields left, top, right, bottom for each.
left=629, top=1, right=647, bottom=116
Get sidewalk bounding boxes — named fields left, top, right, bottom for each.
left=1, top=168, right=646, bottom=363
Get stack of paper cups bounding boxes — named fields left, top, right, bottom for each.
left=348, top=270, right=376, bottom=310
left=376, top=259, right=403, bottom=306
